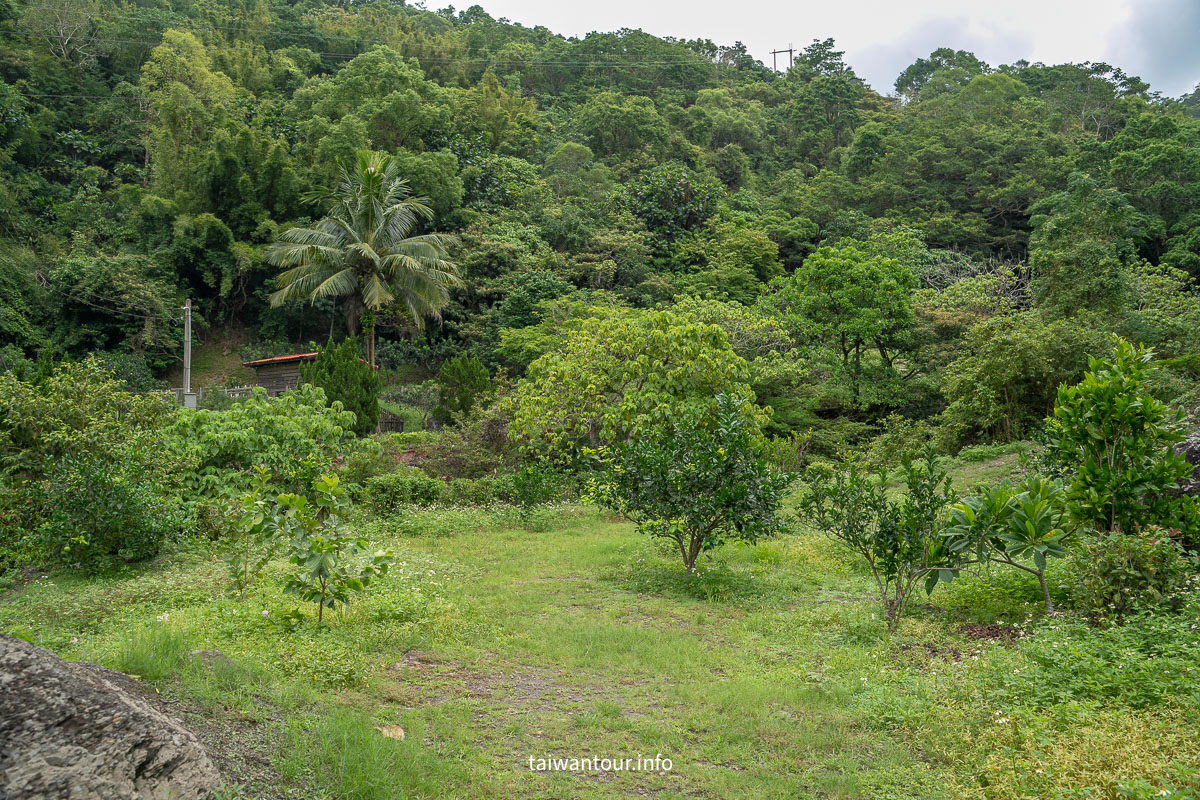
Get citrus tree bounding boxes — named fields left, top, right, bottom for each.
left=511, top=307, right=762, bottom=459
left=590, top=394, right=792, bottom=572
left=1048, top=336, right=1197, bottom=537
left=800, top=448, right=960, bottom=630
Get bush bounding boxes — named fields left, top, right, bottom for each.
left=168, top=384, right=358, bottom=494
left=38, top=449, right=186, bottom=572
left=759, top=430, right=813, bottom=473
left=800, top=447, right=958, bottom=630
left=1066, top=528, right=1199, bottom=624
left=419, top=403, right=511, bottom=479
left=996, top=593, right=1200, bottom=708
left=0, top=358, right=184, bottom=568
left=433, top=353, right=491, bottom=425
left=337, top=439, right=389, bottom=486
left=301, top=338, right=382, bottom=436
left=509, top=462, right=569, bottom=508
left=591, top=394, right=792, bottom=573
left=0, top=356, right=176, bottom=478
left=861, top=413, right=936, bottom=470
left=363, top=470, right=445, bottom=513
left=1048, top=337, right=1197, bottom=536
left=441, top=477, right=506, bottom=506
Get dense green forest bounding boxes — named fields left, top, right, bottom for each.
left=2, top=0, right=1199, bottom=455
left=5, top=5, right=1200, bottom=797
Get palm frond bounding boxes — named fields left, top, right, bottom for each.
left=267, top=149, right=462, bottom=326
left=310, top=268, right=360, bottom=301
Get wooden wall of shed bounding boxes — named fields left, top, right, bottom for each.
left=254, top=363, right=304, bottom=396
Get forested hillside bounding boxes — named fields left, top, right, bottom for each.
left=6, top=5, right=1200, bottom=797
left=2, top=0, right=1199, bottom=453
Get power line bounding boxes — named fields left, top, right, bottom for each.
left=18, top=2, right=748, bottom=62
left=19, top=2, right=372, bottom=45
left=35, top=274, right=182, bottom=323
left=0, top=29, right=722, bottom=67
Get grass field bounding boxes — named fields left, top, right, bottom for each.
left=2, top=456, right=1198, bottom=800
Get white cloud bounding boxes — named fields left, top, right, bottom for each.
left=467, top=0, right=1197, bottom=96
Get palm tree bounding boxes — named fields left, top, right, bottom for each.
left=267, top=151, right=460, bottom=366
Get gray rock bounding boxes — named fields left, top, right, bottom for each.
left=0, top=634, right=221, bottom=800
left=1177, top=436, right=1200, bottom=496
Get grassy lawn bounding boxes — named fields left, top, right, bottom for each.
left=2, top=457, right=1198, bottom=800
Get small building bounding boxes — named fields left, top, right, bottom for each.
left=240, top=351, right=404, bottom=432
left=241, top=352, right=318, bottom=396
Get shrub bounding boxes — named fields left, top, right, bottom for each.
left=419, top=403, right=511, bottom=479
left=1048, top=337, right=1197, bottom=536
left=363, top=470, right=445, bottom=513
left=1066, top=528, right=1199, bottom=624
left=0, top=357, right=176, bottom=478
left=590, top=394, right=792, bottom=573
left=997, top=593, right=1200, bottom=708
left=861, top=413, right=936, bottom=470
left=301, top=338, right=382, bottom=436
left=433, top=353, right=491, bottom=425
left=509, top=462, right=568, bottom=508
left=38, top=449, right=185, bottom=572
left=944, top=476, right=1072, bottom=612
left=168, top=384, right=358, bottom=494
left=279, top=473, right=393, bottom=623
left=800, top=447, right=958, bottom=630
left=0, top=358, right=185, bottom=567
left=759, top=430, right=813, bottom=473
left=441, top=477, right=505, bottom=506
left=337, top=439, right=389, bottom=486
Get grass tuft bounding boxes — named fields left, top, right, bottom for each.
left=107, top=623, right=191, bottom=680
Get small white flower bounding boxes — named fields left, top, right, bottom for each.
left=71, top=637, right=78, bottom=644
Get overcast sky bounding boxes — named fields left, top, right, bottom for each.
left=465, top=0, right=1200, bottom=97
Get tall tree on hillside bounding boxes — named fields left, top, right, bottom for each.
left=267, top=151, right=460, bottom=366
left=1029, top=172, right=1145, bottom=317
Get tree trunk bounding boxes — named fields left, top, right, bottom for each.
left=367, top=319, right=376, bottom=369
left=1037, top=570, right=1053, bottom=613
left=683, top=533, right=704, bottom=573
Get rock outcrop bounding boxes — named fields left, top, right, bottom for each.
left=0, top=634, right=221, bottom=800
left=1177, top=436, right=1200, bottom=496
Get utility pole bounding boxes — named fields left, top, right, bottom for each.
left=182, top=298, right=192, bottom=394
left=181, top=298, right=197, bottom=408
left=771, top=45, right=795, bottom=73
